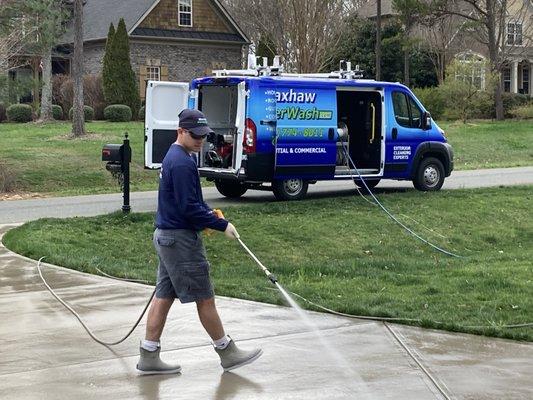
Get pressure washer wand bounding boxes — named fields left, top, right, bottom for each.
left=237, top=238, right=278, bottom=284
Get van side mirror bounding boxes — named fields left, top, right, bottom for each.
left=422, top=112, right=432, bottom=130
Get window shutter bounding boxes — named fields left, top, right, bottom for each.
left=139, top=66, right=148, bottom=99
left=160, top=66, right=169, bottom=81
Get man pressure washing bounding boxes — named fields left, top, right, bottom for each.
left=137, top=109, right=263, bottom=375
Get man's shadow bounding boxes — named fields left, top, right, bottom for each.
left=214, top=372, right=264, bottom=400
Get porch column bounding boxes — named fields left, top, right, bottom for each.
left=510, top=60, right=518, bottom=93
left=530, top=61, right=533, bottom=97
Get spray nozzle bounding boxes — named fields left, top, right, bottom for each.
left=267, top=273, right=278, bottom=284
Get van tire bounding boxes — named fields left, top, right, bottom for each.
left=413, top=157, right=445, bottom=191
left=215, top=180, right=248, bottom=198
left=354, top=178, right=380, bottom=190
left=272, top=179, right=308, bottom=201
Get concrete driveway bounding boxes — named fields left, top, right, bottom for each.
left=1, top=223, right=531, bottom=400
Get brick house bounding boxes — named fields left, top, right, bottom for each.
left=58, top=0, right=249, bottom=100
left=357, top=0, right=533, bottom=96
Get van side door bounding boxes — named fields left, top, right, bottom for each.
left=145, top=81, right=190, bottom=169
left=385, top=90, right=427, bottom=177
left=274, top=86, right=337, bottom=180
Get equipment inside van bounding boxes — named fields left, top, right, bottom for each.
left=145, top=57, right=453, bottom=200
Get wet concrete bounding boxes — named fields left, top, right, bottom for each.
left=1, top=223, right=532, bottom=399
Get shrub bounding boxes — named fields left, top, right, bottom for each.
left=413, top=87, right=445, bottom=120
left=502, top=93, right=531, bottom=118
left=39, top=104, right=64, bottom=120
left=0, top=160, right=17, bottom=192
left=52, top=104, right=63, bottom=120
left=69, top=105, right=94, bottom=121
left=509, top=103, right=533, bottom=119
left=138, top=105, right=145, bottom=121
left=54, top=74, right=106, bottom=120
left=6, top=104, right=33, bottom=122
left=104, top=104, right=132, bottom=122
left=0, top=102, right=6, bottom=123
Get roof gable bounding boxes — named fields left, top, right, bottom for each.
left=59, top=0, right=248, bottom=44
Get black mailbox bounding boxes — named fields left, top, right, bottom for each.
left=102, top=134, right=132, bottom=213
left=102, top=144, right=131, bottom=163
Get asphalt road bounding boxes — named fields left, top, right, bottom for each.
left=0, top=166, right=532, bottom=224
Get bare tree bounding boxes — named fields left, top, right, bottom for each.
left=392, top=0, right=427, bottom=86
left=375, top=0, right=381, bottom=80
left=419, top=7, right=468, bottom=84
left=223, top=0, right=364, bottom=72
left=71, top=0, right=85, bottom=136
left=436, top=0, right=532, bottom=120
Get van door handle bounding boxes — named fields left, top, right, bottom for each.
left=392, top=128, right=398, bottom=140
left=260, top=119, right=276, bottom=126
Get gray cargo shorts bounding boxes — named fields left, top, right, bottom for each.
left=153, top=228, right=214, bottom=303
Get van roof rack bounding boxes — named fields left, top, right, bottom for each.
left=212, top=55, right=365, bottom=80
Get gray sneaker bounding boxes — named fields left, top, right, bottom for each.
left=215, top=339, right=263, bottom=371
left=136, top=345, right=182, bottom=375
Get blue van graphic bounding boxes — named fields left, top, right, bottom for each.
left=145, top=64, right=453, bottom=200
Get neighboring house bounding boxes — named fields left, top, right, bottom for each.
left=357, top=0, right=533, bottom=96
left=59, top=0, right=249, bottom=100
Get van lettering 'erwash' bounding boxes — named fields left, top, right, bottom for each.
left=145, top=59, right=453, bottom=201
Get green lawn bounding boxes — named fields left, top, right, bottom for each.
left=0, top=121, right=157, bottom=196
left=0, top=119, right=531, bottom=196
left=440, top=120, right=533, bottom=170
left=3, top=186, right=532, bottom=341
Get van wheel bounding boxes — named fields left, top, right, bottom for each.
left=215, top=180, right=248, bottom=198
left=272, top=179, right=309, bottom=201
left=413, top=157, right=444, bottom=191
left=354, top=178, right=380, bottom=190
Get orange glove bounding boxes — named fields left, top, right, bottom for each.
left=204, top=209, right=225, bottom=236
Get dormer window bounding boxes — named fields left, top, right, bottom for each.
left=179, top=0, right=192, bottom=27
left=507, top=22, right=522, bottom=45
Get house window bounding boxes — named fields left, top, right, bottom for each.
left=522, top=67, right=529, bottom=94
left=147, top=66, right=160, bottom=81
left=507, top=22, right=522, bottom=45
left=455, top=52, right=486, bottom=90
left=179, top=0, right=192, bottom=27
left=503, top=68, right=511, bottom=92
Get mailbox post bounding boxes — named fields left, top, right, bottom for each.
left=102, top=132, right=132, bottom=213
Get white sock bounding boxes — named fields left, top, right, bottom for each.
left=213, top=335, right=231, bottom=349
left=141, top=339, right=160, bottom=352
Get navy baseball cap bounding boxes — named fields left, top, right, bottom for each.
left=178, top=109, right=214, bottom=139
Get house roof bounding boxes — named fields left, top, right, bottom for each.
left=356, top=0, right=396, bottom=19
left=132, top=27, right=245, bottom=43
left=59, top=0, right=248, bottom=44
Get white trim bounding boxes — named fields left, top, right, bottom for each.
left=129, top=0, right=162, bottom=35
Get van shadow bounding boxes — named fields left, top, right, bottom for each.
left=218, top=187, right=413, bottom=204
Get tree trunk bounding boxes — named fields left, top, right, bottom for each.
left=486, top=0, right=504, bottom=120
left=494, top=78, right=504, bottom=120
left=72, top=0, right=85, bottom=136
left=375, top=0, right=381, bottom=80
left=404, top=47, right=410, bottom=86
left=39, top=48, right=53, bottom=122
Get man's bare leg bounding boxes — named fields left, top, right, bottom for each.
left=145, top=297, right=174, bottom=341
left=196, top=297, right=225, bottom=340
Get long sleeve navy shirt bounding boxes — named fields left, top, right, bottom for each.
left=155, top=144, right=228, bottom=232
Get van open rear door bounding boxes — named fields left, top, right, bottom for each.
left=274, top=87, right=337, bottom=179
left=145, top=81, right=190, bottom=169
